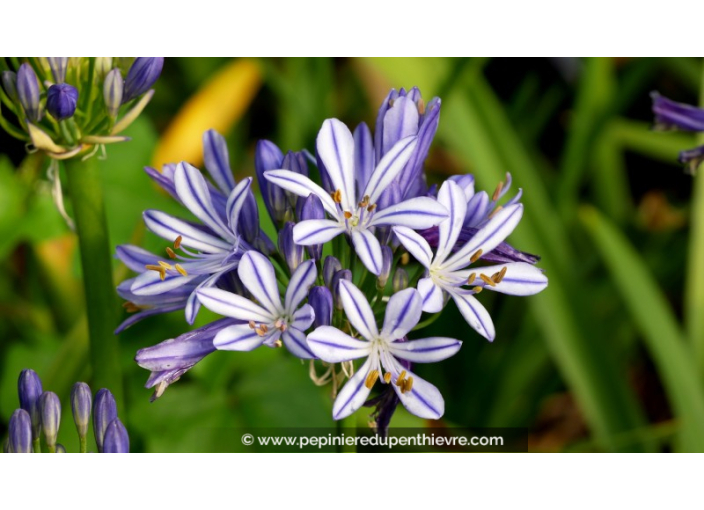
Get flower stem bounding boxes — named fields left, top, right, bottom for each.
left=64, top=157, right=123, bottom=407
left=79, top=436, right=87, bottom=454
left=412, top=312, right=443, bottom=332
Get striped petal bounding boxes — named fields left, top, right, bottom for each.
left=285, top=260, right=317, bottom=312
left=332, top=356, right=374, bottom=420
left=382, top=357, right=444, bottom=420
left=184, top=270, right=228, bottom=325
left=381, top=288, right=422, bottom=340
left=464, top=190, right=490, bottom=227
left=237, top=251, right=283, bottom=315
left=282, top=328, right=315, bottom=359
left=443, top=204, right=524, bottom=273
left=226, top=177, right=252, bottom=233
left=213, top=324, right=265, bottom=351
left=388, top=337, right=462, bottom=363
left=369, top=197, right=448, bottom=229
left=174, top=162, right=234, bottom=242
left=353, top=122, right=374, bottom=196
left=131, top=270, right=199, bottom=296
left=317, top=119, right=356, bottom=211
left=203, top=129, right=236, bottom=194
left=291, top=303, right=315, bottom=331
left=338, top=279, right=379, bottom=340
left=351, top=229, right=383, bottom=276
left=455, top=262, right=548, bottom=296
left=115, top=245, right=159, bottom=273
left=293, top=219, right=345, bottom=245
left=448, top=289, right=495, bottom=341
left=264, top=170, right=338, bottom=217
left=197, top=287, right=274, bottom=323
left=392, top=226, right=432, bottom=268
left=418, top=277, right=444, bottom=313
left=307, top=326, right=371, bottom=362
left=144, top=210, right=230, bottom=253
left=363, top=135, right=418, bottom=204
left=435, top=180, right=467, bottom=264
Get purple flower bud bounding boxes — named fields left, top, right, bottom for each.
left=376, top=182, right=402, bottom=245
left=18, top=369, right=43, bottom=439
left=278, top=222, right=304, bottom=273
left=71, top=382, right=92, bottom=439
left=323, top=256, right=342, bottom=289
left=364, top=386, right=400, bottom=439
left=392, top=267, right=409, bottom=292
left=17, top=63, right=42, bottom=122
left=241, top=190, right=260, bottom=245
left=299, top=194, right=325, bottom=260
left=331, top=269, right=352, bottom=310
left=651, top=91, right=704, bottom=132
left=1, top=71, right=18, bottom=102
left=39, top=391, right=61, bottom=449
left=309, top=286, right=333, bottom=328
left=103, top=419, right=130, bottom=453
left=47, top=57, right=68, bottom=84
left=378, top=245, right=393, bottom=289
left=9, top=409, right=33, bottom=453
left=122, top=57, right=163, bottom=103
left=46, top=83, right=78, bottom=120
left=93, top=389, right=117, bottom=453
left=103, top=68, right=123, bottom=118
left=255, top=139, right=286, bottom=224
left=679, top=145, right=704, bottom=175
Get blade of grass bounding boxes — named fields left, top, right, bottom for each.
left=610, top=118, right=696, bottom=164
left=592, top=122, right=633, bottom=224
left=581, top=205, right=704, bottom=452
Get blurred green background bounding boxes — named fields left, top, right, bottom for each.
left=1, top=57, right=703, bottom=452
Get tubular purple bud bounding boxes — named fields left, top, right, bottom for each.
left=2, top=71, right=18, bottom=102
left=103, top=419, right=130, bottom=453
left=93, top=389, right=118, bottom=453
left=255, top=139, right=286, bottom=224
left=241, top=190, right=260, bottom=245
left=9, top=409, right=33, bottom=453
left=392, top=267, right=409, bottom=292
left=17, top=63, right=42, bottom=122
left=39, top=392, right=62, bottom=448
left=122, top=57, right=163, bottom=103
left=278, top=222, right=304, bottom=273
left=299, top=194, right=325, bottom=260
left=46, top=83, right=78, bottom=120
left=103, top=68, right=123, bottom=118
left=71, top=382, right=92, bottom=439
left=309, top=286, right=333, bottom=328
left=331, top=269, right=352, bottom=310
left=679, top=145, right=704, bottom=175
left=378, top=245, right=393, bottom=289
left=47, top=57, right=68, bottom=84
left=323, top=256, right=342, bottom=290
left=18, top=369, right=43, bottom=439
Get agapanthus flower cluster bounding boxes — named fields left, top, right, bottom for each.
left=117, top=87, right=548, bottom=432
left=651, top=91, right=704, bottom=174
left=4, top=369, right=128, bottom=453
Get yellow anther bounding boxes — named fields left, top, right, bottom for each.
left=470, top=249, right=483, bottom=264
left=417, top=98, right=425, bottom=115
left=332, top=189, right=342, bottom=204
left=492, top=181, right=504, bottom=202
left=255, top=327, right=266, bottom=337
left=122, top=301, right=140, bottom=313
left=473, top=286, right=483, bottom=294
left=260, top=324, right=269, bottom=334
left=367, top=204, right=376, bottom=213
left=383, top=372, right=392, bottom=384
left=497, top=266, right=508, bottom=283
left=145, top=264, right=162, bottom=272
left=488, top=205, right=503, bottom=219
left=165, top=247, right=176, bottom=259
left=174, top=264, right=188, bottom=276
left=396, top=370, right=407, bottom=387
left=467, top=272, right=476, bottom=285
left=344, top=211, right=353, bottom=219
left=248, top=321, right=256, bottom=329
left=480, top=274, right=496, bottom=287
left=365, top=370, right=380, bottom=389
left=400, top=253, right=410, bottom=265
left=280, top=323, right=287, bottom=332
left=173, top=235, right=182, bottom=249
left=403, top=376, right=414, bottom=394
left=158, top=269, right=166, bottom=280
left=273, top=339, right=283, bottom=348
left=158, top=260, right=173, bottom=270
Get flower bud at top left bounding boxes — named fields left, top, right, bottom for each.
left=122, top=57, right=163, bottom=103
left=17, top=63, right=42, bottom=122
left=9, top=409, right=33, bottom=453
left=1, top=71, right=18, bottom=102
left=18, top=368, right=43, bottom=439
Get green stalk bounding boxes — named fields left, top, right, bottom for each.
left=685, top=66, right=704, bottom=371
left=64, top=157, right=123, bottom=407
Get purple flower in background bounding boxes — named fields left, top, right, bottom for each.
left=393, top=180, right=547, bottom=341
left=651, top=92, right=704, bottom=175
left=103, top=419, right=130, bottom=453
left=307, top=281, right=462, bottom=420
left=197, top=251, right=317, bottom=359
left=16, top=63, right=42, bottom=122
left=122, top=57, right=164, bottom=103
left=265, top=119, right=448, bottom=275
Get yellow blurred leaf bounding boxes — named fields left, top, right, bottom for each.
left=153, top=59, right=262, bottom=168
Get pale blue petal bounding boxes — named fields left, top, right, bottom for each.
left=392, top=226, right=432, bottom=268
left=281, top=328, right=316, bottom=359
left=264, top=170, right=338, bottom=217
left=184, top=270, right=227, bottom=325
left=291, top=303, right=315, bottom=331
left=383, top=359, right=444, bottom=420
left=197, top=287, right=274, bottom=323
left=332, top=356, right=374, bottom=420
left=202, top=129, right=236, bottom=194
left=418, top=277, right=444, bottom=313
left=284, top=260, right=317, bottom=312
left=316, top=118, right=356, bottom=211
left=143, top=210, right=230, bottom=253
left=213, top=324, right=265, bottom=351
left=115, top=245, right=159, bottom=273
left=381, top=288, right=422, bottom=340
left=293, top=219, right=344, bottom=245
left=307, top=326, right=371, bottom=362
left=382, top=96, right=419, bottom=155
left=338, top=279, right=379, bottom=339
left=226, top=177, right=252, bottom=233
left=363, top=135, right=418, bottom=204
left=237, top=251, right=283, bottom=315
left=351, top=229, right=383, bottom=276
left=448, top=288, right=495, bottom=341
left=455, top=262, right=548, bottom=296
left=388, top=337, right=462, bottom=363
left=369, top=197, right=447, bottom=229
left=435, top=180, right=467, bottom=264
left=131, top=270, right=200, bottom=296
left=464, top=190, right=490, bottom=227
left=353, top=122, right=374, bottom=196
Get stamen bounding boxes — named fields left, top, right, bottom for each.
left=480, top=274, right=496, bottom=287
left=260, top=324, right=269, bottom=334
left=280, top=323, right=287, bottom=332
left=417, top=98, right=425, bottom=115
left=255, top=327, right=266, bottom=337
left=174, top=264, right=188, bottom=276
left=332, top=189, right=342, bottom=204
left=274, top=319, right=283, bottom=329
left=274, top=339, right=283, bottom=348
left=145, top=264, right=166, bottom=280
left=344, top=211, right=353, bottom=219
left=165, top=247, right=176, bottom=259
left=473, top=286, right=483, bottom=294
left=365, top=370, right=380, bottom=389
left=173, top=235, right=182, bottom=249
left=470, top=249, right=483, bottom=264
left=383, top=372, right=392, bottom=384
left=488, top=205, right=503, bottom=219
left=400, top=253, right=410, bottom=265
left=122, top=301, right=140, bottom=313
left=467, top=272, right=476, bottom=285
left=497, top=266, right=508, bottom=283
left=158, top=260, right=173, bottom=270
left=367, top=204, right=376, bottom=213
left=492, top=181, right=504, bottom=202
left=395, top=370, right=407, bottom=387
left=248, top=321, right=256, bottom=329
left=402, top=376, right=414, bottom=394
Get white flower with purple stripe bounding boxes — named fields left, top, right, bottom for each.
left=307, top=280, right=462, bottom=420
left=264, top=118, right=449, bottom=275
left=197, top=251, right=317, bottom=359
left=393, top=180, right=548, bottom=341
